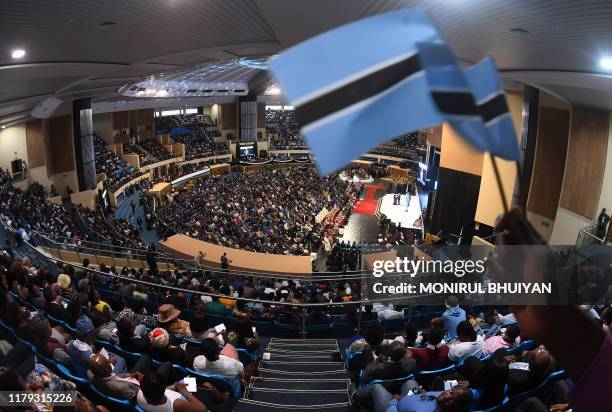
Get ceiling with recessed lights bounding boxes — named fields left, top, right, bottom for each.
left=2, top=0, right=612, bottom=127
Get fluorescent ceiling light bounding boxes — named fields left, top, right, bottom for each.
left=11, top=49, right=26, bottom=59
left=601, top=57, right=612, bottom=71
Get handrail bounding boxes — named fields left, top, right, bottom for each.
left=22, top=233, right=436, bottom=308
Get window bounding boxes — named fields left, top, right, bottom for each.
left=161, top=109, right=181, bottom=116
left=266, top=105, right=282, bottom=111
left=185, top=108, right=198, bottom=114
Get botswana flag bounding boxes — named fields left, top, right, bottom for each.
left=269, top=9, right=519, bottom=173
left=463, top=57, right=521, bottom=161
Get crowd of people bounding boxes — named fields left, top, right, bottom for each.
left=367, top=133, right=426, bottom=163
left=171, top=132, right=229, bottom=159
left=139, top=139, right=173, bottom=160
left=154, top=113, right=216, bottom=132
left=0, top=170, right=83, bottom=245
left=93, top=136, right=140, bottom=192
left=155, top=167, right=362, bottom=255
left=123, top=143, right=156, bottom=166
left=265, top=109, right=308, bottom=150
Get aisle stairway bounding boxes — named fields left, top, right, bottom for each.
left=235, top=338, right=352, bottom=411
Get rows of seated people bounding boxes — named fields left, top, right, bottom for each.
left=154, top=114, right=216, bottom=132
left=265, top=109, right=308, bottom=149
left=77, top=206, right=145, bottom=251
left=0, top=259, right=247, bottom=410
left=343, top=296, right=612, bottom=412
left=2, top=240, right=612, bottom=411
left=171, top=132, right=229, bottom=159
left=0, top=170, right=84, bottom=244
left=139, top=139, right=172, bottom=160
left=367, top=133, right=426, bottom=161
left=326, top=241, right=362, bottom=272
left=123, top=143, right=156, bottom=166
left=93, top=136, right=141, bottom=191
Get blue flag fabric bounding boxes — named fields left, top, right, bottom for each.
left=463, top=57, right=521, bottom=161
left=269, top=9, right=520, bottom=174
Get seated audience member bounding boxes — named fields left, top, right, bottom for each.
left=66, top=331, right=127, bottom=378
left=360, top=341, right=416, bottom=384
left=189, top=314, right=214, bottom=341
left=361, top=305, right=379, bottom=322
left=55, top=273, right=77, bottom=301
left=157, top=304, right=192, bottom=337
left=193, top=338, right=243, bottom=379
left=459, top=350, right=509, bottom=410
left=409, top=326, right=449, bottom=371
left=76, top=278, right=91, bottom=307
left=206, top=297, right=230, bottom=317
left=137, top=371, right=210, bottom=412
left=448, top=321, right=484, bottom=363
left=26, top=314, right=68, bottom=361
left=507, top=346, right=560, bottom=396
left=483, top=324, right=521, bottom=355
left=394, top=323, right=420, bottom=347
left=349, top=323, right=388, bottom=355
left=42, top=286, right=71, bottom=323
left=92, top=307, right=119, bottom=343
left=87, top=353, right=173, bottom=400
left=442, top=296, right=466, bottom=341
left=362, top=379, right=474, bottom=412
left=227, top=318, right=258, bottom=352
left=117, top=317, right=150, bottom=353
left=149, top=328, right=191, bottom=366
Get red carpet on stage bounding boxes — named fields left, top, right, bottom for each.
left=352, top=184, right=384, bottom=215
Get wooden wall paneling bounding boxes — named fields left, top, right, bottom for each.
left=47, top=114, right=75, bottom=176
left=25, top=119, right=45, bottom=168
left=221, top=103, right=237, bottom=130
left=527, top=106, right=570, bottom=220
left=559, top=107, right=609, bottom=219
left=129, top=110, right=139, bottom=128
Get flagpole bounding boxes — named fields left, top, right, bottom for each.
left=489, top=153, right=509, bottom=215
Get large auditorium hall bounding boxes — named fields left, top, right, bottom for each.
left=0, top=1, right=611, bottom=411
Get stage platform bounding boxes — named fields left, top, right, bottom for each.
left=378, top=194, right=423, bottom=230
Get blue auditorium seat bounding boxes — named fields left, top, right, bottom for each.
left=185, top=368, right=242, bottom=396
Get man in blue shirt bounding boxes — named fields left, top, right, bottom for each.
left=370, top=380, right=474, bottom=412
left=442, top=296, right=466, bottom=341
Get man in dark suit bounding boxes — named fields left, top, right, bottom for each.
left=361, top=341, right=416, bottom=383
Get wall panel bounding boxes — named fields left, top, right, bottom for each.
left=559, top=107, right=609, bottom=219
left=46, top=114, right=75, bottom=176
left=527, top=106, right=570, bottom=220
left=26, top=119, right=46, bottom=168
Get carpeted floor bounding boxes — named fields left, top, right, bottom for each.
left=351, top=184, right=384, bottom=215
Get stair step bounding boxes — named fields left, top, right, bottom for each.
left=260, top=360, right=345, bottom=373
left=234, top=399, right=351, bottom=412
left=267, top=343, right=339, bottom=352
left=270, top=338, right=339, bottom=344
left=263, top=353, right=337, bottom=362
left=252, top=378, right=349, bottom=391
left=266, top=347, right=340, bottom=355
left=259, top=369, right=348, bottom=379
left=249, top=388, right=350, bottom=406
